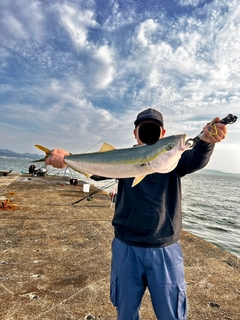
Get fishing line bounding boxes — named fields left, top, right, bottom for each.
left=46, top=168, right=62, bottom=177
left=71, top=180, right=118, bottom=205
left=83, top=140, right=104, bottom=153
left=44, top=165, right=74, bottom=178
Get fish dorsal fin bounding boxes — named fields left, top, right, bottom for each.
left=99, top=142, right=116, bottom=152
left=131, top=175, right=146, bottom=187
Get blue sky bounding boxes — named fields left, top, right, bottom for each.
left=0, top=0, right=239, bottom=173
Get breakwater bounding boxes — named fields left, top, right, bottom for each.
left=0, top=173, right=239, bottom=319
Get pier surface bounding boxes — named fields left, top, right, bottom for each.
left=0, top=173, right=239, bottom=320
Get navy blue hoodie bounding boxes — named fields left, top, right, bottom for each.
left=112, top=140, right=214, bottom=247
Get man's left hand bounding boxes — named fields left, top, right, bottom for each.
left=201, top=117, right=227, bottom=144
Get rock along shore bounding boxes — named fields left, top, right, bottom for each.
left=0, top=173, right=239, bottom=320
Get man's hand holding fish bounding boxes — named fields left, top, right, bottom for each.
left=45, top=148, right=70, bottom=168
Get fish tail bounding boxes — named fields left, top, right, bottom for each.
left=34, top=145, right=52, bottom=162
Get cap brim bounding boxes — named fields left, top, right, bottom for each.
left=134, top=118, right=163, bottom=127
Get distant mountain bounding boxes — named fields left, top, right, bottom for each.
left=197, top=169, right=240, bottom=176
left=0, top=148, right=41, bottom=160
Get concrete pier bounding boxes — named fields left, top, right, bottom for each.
left=0, top=173, right=239, bottom=319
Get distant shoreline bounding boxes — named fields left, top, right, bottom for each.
left=196, top=168, right=240, bottom=176
left=0, top=149, right=41, bottom=160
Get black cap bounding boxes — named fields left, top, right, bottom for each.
left=134, top=108, right=164, bottom=127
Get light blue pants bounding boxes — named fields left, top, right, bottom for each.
left=110, top=238, right=188, bottom=320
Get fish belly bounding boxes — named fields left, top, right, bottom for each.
left=149, top=149, right=183, bottom=173
left=64, top=159, right=153, bottom=179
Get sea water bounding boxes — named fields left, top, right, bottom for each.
left=182, top=173, right=240, bottom=257
left=1, top=157, right=239, bottom=257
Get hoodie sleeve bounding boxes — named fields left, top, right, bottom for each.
left=177, top=140, right=215, bottom=177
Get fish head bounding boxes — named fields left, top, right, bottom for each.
left=148, top=134, right=188, bottom=173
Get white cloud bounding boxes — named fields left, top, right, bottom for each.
left=2, top=15, right=28, bottom=40
left=56, top=3, right=98, bottom=49
left=136, top=19, right=159, bottom=47
left=116, top=0, right=240, bottom=123
left=91, top=45, right=115, bottom=89
left=177, top=0, right=204, bottom=7
left=0, top=0, right=45, bottom=43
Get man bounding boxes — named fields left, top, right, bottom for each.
left=46, top=108, right=226, bottom=320
left=28, top=164, right=37, bottom=175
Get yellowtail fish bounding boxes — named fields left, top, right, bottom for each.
left=35, top=134, right=188, bottom=186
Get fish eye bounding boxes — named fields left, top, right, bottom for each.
left=166, top=143, right=175, bottom=150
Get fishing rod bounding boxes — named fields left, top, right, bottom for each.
left=186, top=114, right=238, bottom=147
left=71, top=179, right=118, bottom=205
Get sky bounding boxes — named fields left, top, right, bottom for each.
left=0, top=0, right=240, bottom=174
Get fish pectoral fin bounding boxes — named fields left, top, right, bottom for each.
left=66, top=165, right=91, bottom=178
left=34, top=145, right=52, bottom=162
left=82, top=172, right=91, bottom=178
left=99, top=142, right=116, bottom=152
left=131, top=175, right=146, bottom=187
